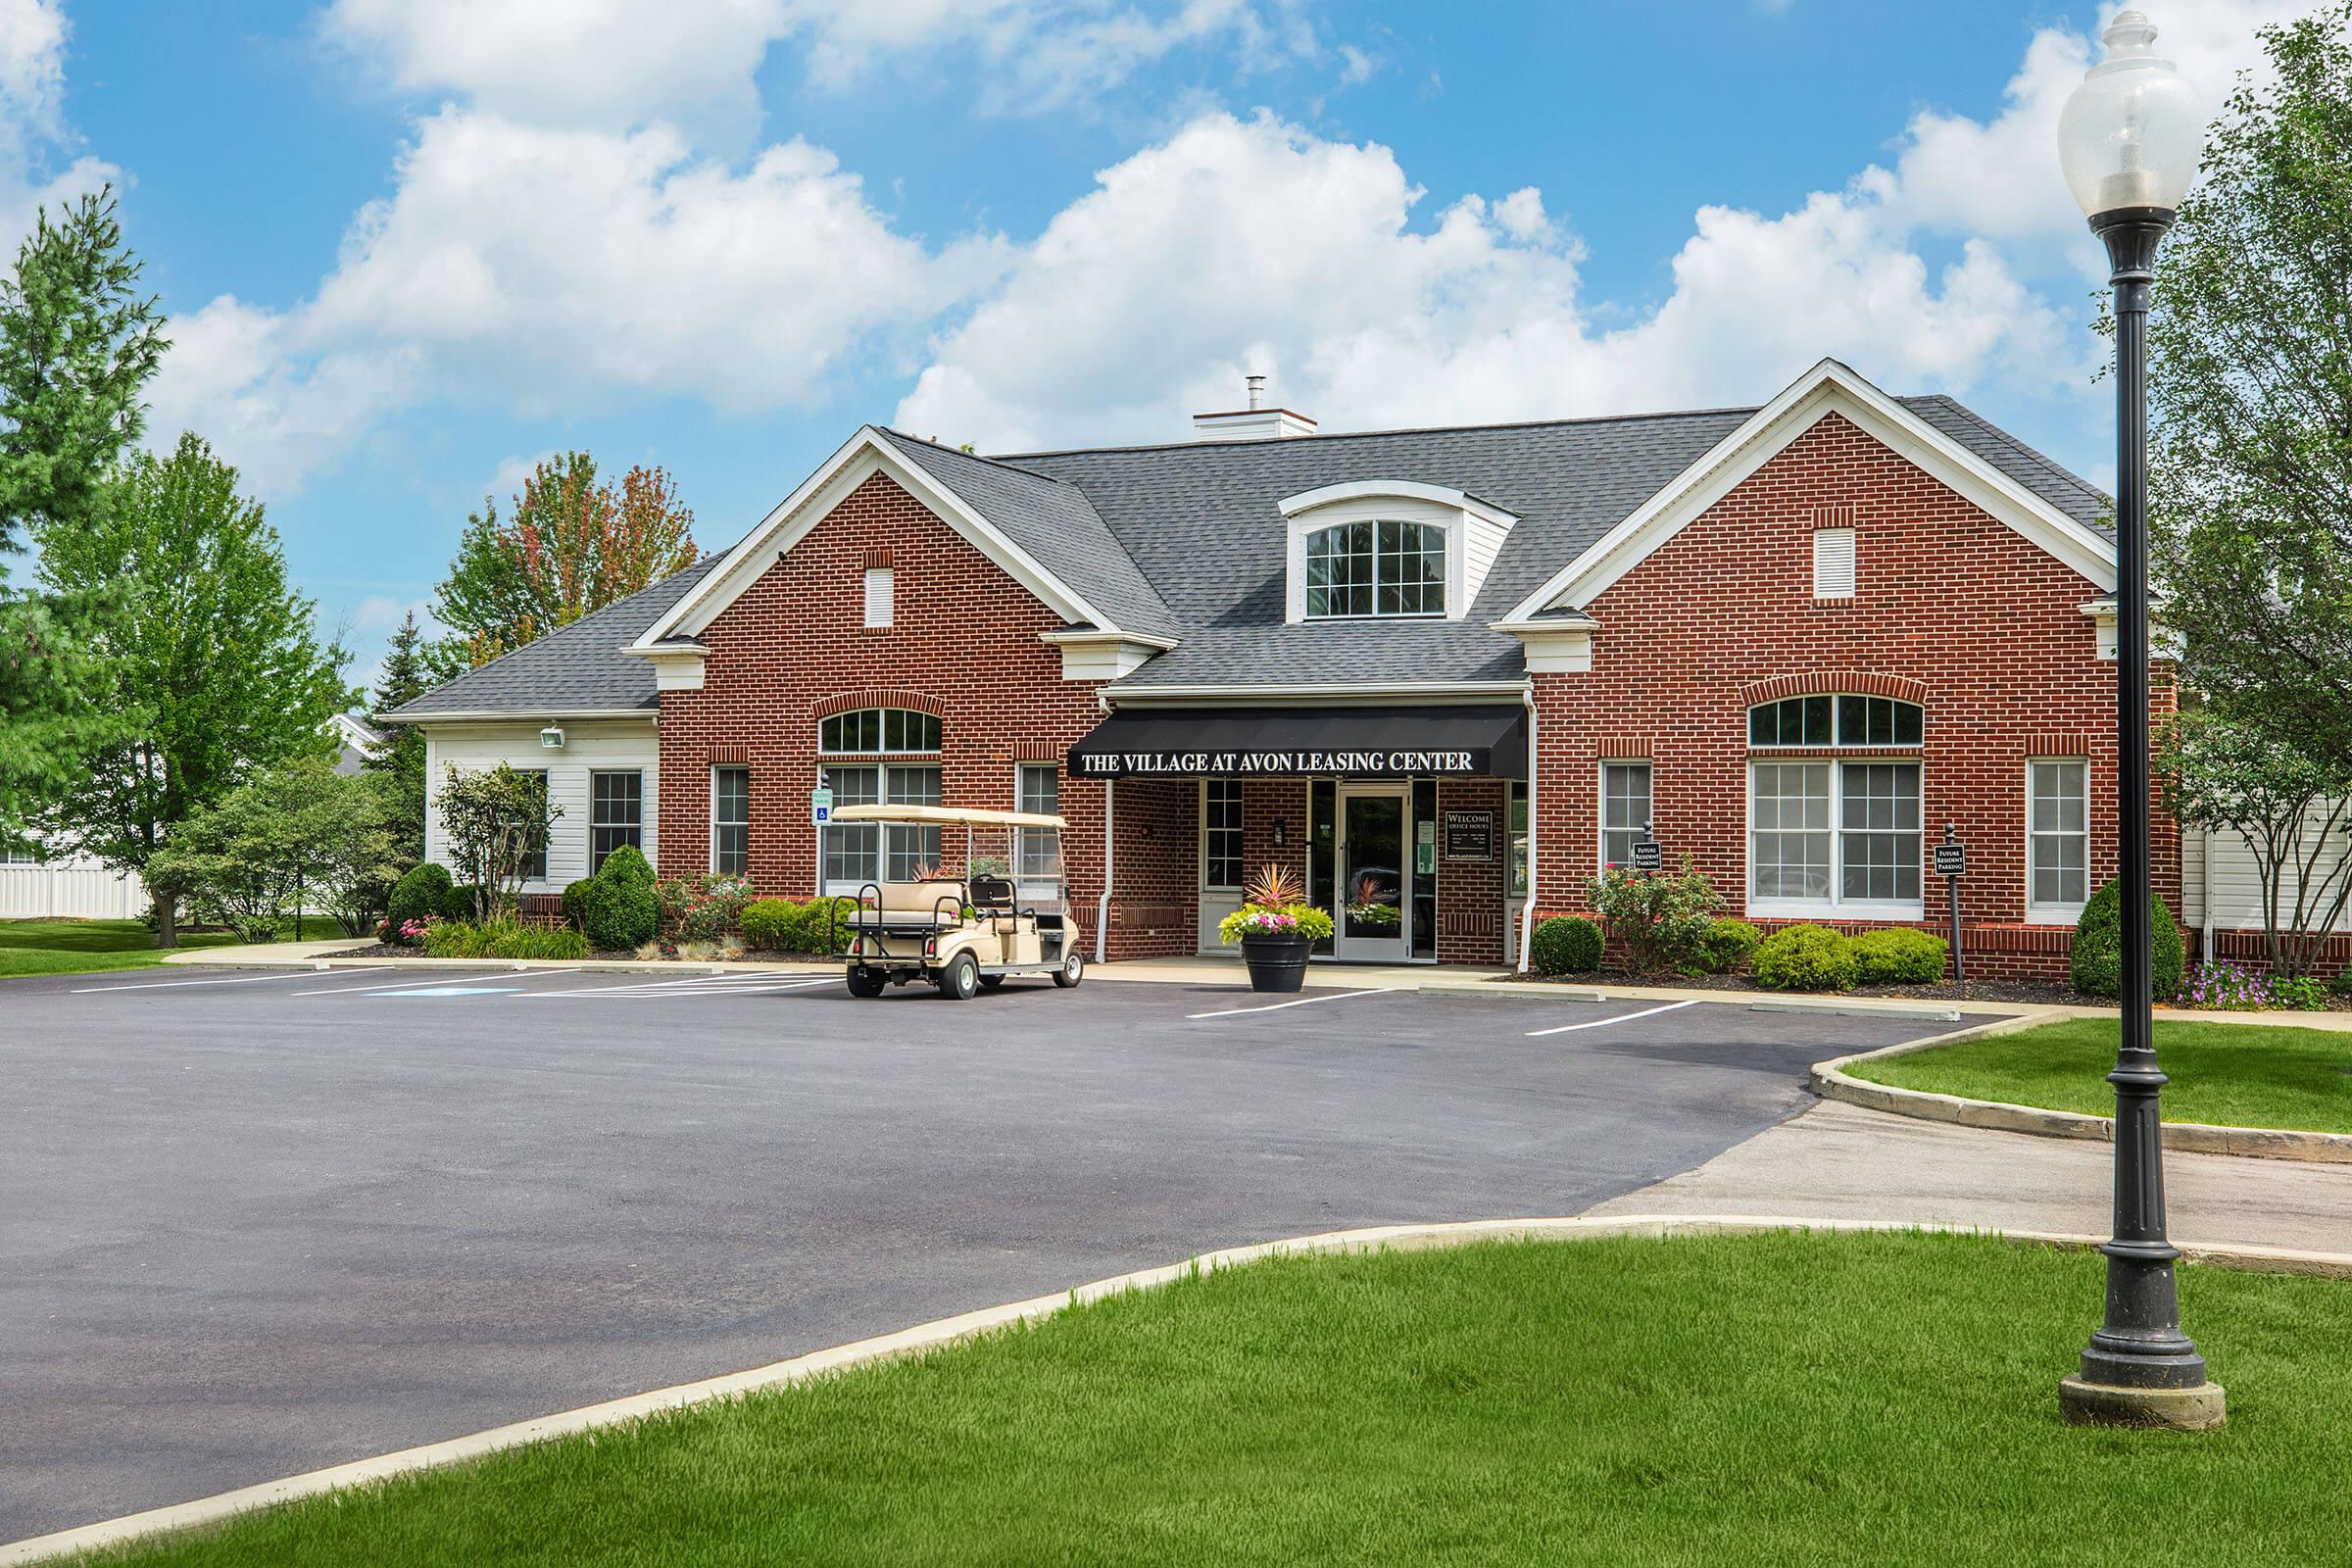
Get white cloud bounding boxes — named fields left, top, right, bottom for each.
left=0, top=0, right=117, bottom=256
left=900, top=6, right=2317, bottom=451
left=321, top=0, right=1317, bottom=131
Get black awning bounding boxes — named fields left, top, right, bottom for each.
left=1068, top=705, right=1527, bottom=781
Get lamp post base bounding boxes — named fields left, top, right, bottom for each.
left=2058, top=1376, right=2227, bottom=1431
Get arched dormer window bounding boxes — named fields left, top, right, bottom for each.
left=1303, top=518, right=1446, bottom=618
left=1279, top=480, right=1518, bottom=625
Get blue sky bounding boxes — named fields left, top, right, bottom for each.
left=0, top=1, right=2306, bottom=685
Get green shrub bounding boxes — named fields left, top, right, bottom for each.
left=233, top=915, right=280, bottom=945
left=794, top=897, right=859, bottom=956
left=2329, top=970, right=2352, bottom=999
left=740, top=897, right=796, bottom=951
left=1698, top=918, right=1762, bottom=975
left=1529, top=914, right=1603, bottom=976
left=561, top=878, right=596, bottom=931
left=597, top=843, right=655, bottom=889
left=1753, top=923, right=1860, bottom=992
left=441, top=883, right=502, bottom=922
left=2273, top=974, right=2329, bottom=1011
left=423, top=918, right=590, bottom=960
left=582, top=876, right=660, bottom=951
left=1850, top=927, right=1950, bottom=985
left=1583, top=859, right=1722, bottom=976
left=2070, top=879, right=2185, bottom=1000
left=387, top=863, right=452, bottom=930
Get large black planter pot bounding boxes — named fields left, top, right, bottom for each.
left=1241, top=934, right=1310, bottom=993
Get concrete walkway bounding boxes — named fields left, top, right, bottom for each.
left=1586, top=1099, right=2352, bottom=1255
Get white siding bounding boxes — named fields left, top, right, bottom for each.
left=422, top=719, right=661, bottom=892
left=1461, top=511, right=1511, bottom=606
left=0, top=859, right=147, bottom=919
left=2192, top=811, right=2352, bottom=935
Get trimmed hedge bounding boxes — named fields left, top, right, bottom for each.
left=741, top=896, right=858, bottom=956
left=561, top=878, right=595, bottom=932
left=598, top=843, right=655, bottom=889
left=1753, top=923, right=1860, bottom=993
left=387, top=863, right=452, bottom=929
left=1529, top=914, right=1603, bottom=976
left=2071, top=878, right=2185, bottom=1001
left=1698, top=918, right=1762, bottom=975
left=1851, top=927, right=1949, bottom=985
left=582, top=875, right=660, bottom=952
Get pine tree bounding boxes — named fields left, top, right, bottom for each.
left=365, top=612, right=431, bottom=862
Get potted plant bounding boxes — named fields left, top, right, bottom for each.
left=1218, top=864, right=1335, bottom=993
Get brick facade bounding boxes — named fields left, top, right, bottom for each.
left=1529, top=412, right=2171, bottom=980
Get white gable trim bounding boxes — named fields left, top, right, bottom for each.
left=626, top=428, right=1119, bottom=656
left=1278, top=479, right=1517, bottom=530
left=1497, top=360, right=2116, bottom=622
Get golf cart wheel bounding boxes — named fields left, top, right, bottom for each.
left=846, top=967, right=885, bottom=999
left=938, top=952, right=980, bottom=1001
left=977, top=974, right=1005, bottom=991
left=1054, top=950, right=1085, bottom=988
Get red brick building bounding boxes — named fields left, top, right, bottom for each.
left=395, top=360, right=2148, bottom=977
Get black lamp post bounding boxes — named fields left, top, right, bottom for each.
left=2053, top=10, right=2223, bottom=1431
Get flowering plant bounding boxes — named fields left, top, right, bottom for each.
left=1219, top=904, right=1336, bottom=944
left=657, top=874, right=756, bottom=942
left=2177, top=960, right=2276, bottom=1011
left=379, top=914, right=437, bottom=946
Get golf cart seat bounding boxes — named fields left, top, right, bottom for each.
left=871, top=879, right=966, bottom=925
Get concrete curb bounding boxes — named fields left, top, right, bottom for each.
left=1813, top=1015, right=2352, bottom=1164
left=8, top=1211, right=2349, bottom=1566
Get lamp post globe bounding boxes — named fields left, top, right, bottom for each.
left=2054, top=10, right=2224, bottom=1431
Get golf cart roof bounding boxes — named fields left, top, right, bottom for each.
left=831, top=804, right=1068, bottom=830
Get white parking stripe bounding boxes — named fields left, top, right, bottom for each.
left=525, top=975, right=838, bottom=998
left=290, top=968, right=582, bottom=998
left=1523, top=999, right=1699, bottom=1038
left=1187, top=988, right=1390, bottom=1020
left=71, top=967, right=389, bottom=995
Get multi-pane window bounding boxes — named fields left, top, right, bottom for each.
left=1202, top=780, right=1243, bottom=890
left=1750, top=762, right=1833, bottom=901
left=1016, top=764, right=1059, bottom=883
left=712, top=766, right=750, bottom=875
left=1748, top=695, right=1921, bottom=748
left=1507, top=782, right=1529, bottom=899
left=1600, top=762, right=1653, bottom=868
left=819, top=764, right=941, bottom=889
left=1839, top=762, right=1922, bottom=903
left=1302, top=519, right=1446, bottom=618
left=2029, top=760, right=2090, bottom=913
left=1750, top=760, right=1924, bottom=911
left=589, top=770, right=643, bottom=873
left=819, top=708, right=939, bottom=755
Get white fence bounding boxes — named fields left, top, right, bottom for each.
left=0, top=861, right=148, bottom=920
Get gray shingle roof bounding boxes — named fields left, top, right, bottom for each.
left=393, top=391, right=2112, bottom=715
left=387, top=556, right=721, bottom=718
left=873, top=429, right=1178, bottom=639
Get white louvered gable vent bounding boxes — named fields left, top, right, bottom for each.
left=863, top=565, right=895, bottom=628
left=1812, top=527, right=1856, bottom=600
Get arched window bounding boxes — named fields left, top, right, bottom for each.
left=817, top=709, right=941, bottom=891
left=1745, top=694, right=1925, bottom=916
left=1303, top=518, right=1446, bottom=618
left=820, top=708, right=940, bottom=754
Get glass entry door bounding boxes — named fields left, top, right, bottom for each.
left=1336, top=785, right=1410, bottom=962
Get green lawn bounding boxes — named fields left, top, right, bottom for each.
left=90, top=1233, right=2351, bottom=1567
left=0, top=917, right=349, bottom=979
left=1851, top=1017, right=2352, bottom=1134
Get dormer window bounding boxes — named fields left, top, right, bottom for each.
left=1280, top=480, right=1517, bottom=625
left=1304, top=519, right=1446, bottom=619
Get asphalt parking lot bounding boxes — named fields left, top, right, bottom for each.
left=1, top=964, right=1986, bottom=1544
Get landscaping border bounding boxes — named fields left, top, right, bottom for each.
left=1812, top=1014, right=2352, bottom=1164
left=7, top=1212, right=2348, bottom=1567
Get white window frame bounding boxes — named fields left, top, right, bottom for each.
left=817, top=708, right=940, bottom=756
left=1298, top=517, right=1448, bottom=621
left=1745, top=759, right=1925, bottom=921
left=1598, top=760, right=1652, bottom=870
left=815, top=761, right=941, bottom=894
left=710, top=764, right=750, bottom=876
left=1015, top=762, right=1059, bottom=888
left=2026, top=758, right=2091, bottom=920
left=1747, top=694, right=1924, bottom=751
left=1201, top=779, right=1244, bottom=892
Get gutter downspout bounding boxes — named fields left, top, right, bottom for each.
left=1096, top=779, right=1113, bottom=966
left=2200, top=823, right=2216, bottom=967
left=1517, top=681, right=1538, bottom=973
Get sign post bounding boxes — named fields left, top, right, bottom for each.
left=1934, top=824, right=1966, bottom=985
left=1632, top=822, right=1663, bottom=874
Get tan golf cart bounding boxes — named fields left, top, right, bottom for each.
left=832, top=804, right=1086, bottom=1000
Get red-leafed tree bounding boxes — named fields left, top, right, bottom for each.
left=428, top=452, right=698, bottom=672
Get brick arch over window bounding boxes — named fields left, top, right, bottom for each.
left=1739, top=672, right=1929, bottom=707
left=809, top=689, right=946, bottom=721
